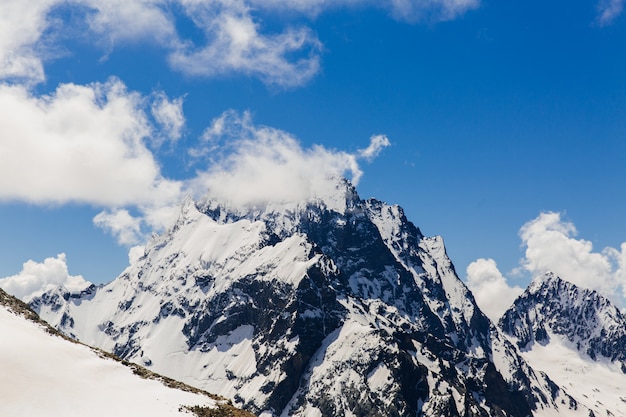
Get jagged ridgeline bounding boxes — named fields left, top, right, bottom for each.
left=32, top=180, right=585, bottom=416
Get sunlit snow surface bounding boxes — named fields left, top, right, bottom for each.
left=0, top=306, right=216, bottom=417
left=518, top=331, right=626, bottom=416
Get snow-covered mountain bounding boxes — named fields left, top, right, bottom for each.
left=0, top=288, right=251, bottom=417
left=32, top=180, right=586, bottom=416
left=499, top=272, right=626, bottom=416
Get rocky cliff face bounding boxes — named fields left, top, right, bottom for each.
left=32, top=181, right=583, bottom=416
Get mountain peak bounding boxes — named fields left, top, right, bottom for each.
left=31, top=190, right=581, bottom=416
left=526, top=271, right=563, bottom=293
left=500, top=273, right=626, bottom=370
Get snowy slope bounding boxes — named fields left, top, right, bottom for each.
left=0, top=289, right=247, bottom=417
left=500, top=272, right=626, bottom=417
left=32, top=180, right=587, bottom=416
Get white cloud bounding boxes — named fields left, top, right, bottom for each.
left=466, top=258, right=524, bottom=322
left=191, top=111, right=387, bottom=210
left=0, top=0, right=479, bottom=86
left=151, top=92, right=185, bottom=143
left=169, top=1, right=321, bottom=87
left=0, top=0, right=60, bottom=83
left=519, top=212, right=620, bottom=298
left=93, top=209, right=143, bottom=245
left=358, top=134, right=391, bottom=161
left=79, top=0, right=177, bottom=47
left=0, top=78, right=183, bottom=207
left=0, top=254, right=91, bottom=302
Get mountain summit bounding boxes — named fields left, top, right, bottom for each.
left=33, top=181, right=583, bottom=416
left=500, top=272, right=626, bottom=369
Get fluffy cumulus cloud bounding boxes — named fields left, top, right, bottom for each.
left=519, top=212, right=624, bottom=299
left=467, top=212, right=626, bottom=319
left=0, top=76, right=188, bottom=246
left=0, top=78, right=182, bottom=207
left=192, top=111, right=389, bottom=210
left=0, top=254, right=92, bottom=302
left=466, top=258, right=524, bottom=322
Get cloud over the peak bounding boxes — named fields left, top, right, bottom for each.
left=0, top=254, right=91, bottom=302
left=466, top=212, right=626, bottom=319
left=519, top=212, right=622, bottom=298
left=191, top=111, right=389, bottom=209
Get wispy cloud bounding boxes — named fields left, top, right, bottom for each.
left=358, top=134, right=391, bottom=161
left=248, top=0, right=480, bottom=22
left=0, top=0, right=479, bottom=87
left=151, top=92, right=186, bottom=144
left=79, top=0, right=178, bottom=47
left=169, top=1, right=322, bottom=87
left=597, top=0, right=625, bottom=25
left=386, top=0, right=479, bottom=22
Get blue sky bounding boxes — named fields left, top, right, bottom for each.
left=1, top=0, right=626, bottom=318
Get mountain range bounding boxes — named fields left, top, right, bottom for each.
left=5, top=180, right=624, bottom=416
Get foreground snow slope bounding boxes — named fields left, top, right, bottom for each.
left=0, top=289, right=233, bottom=417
